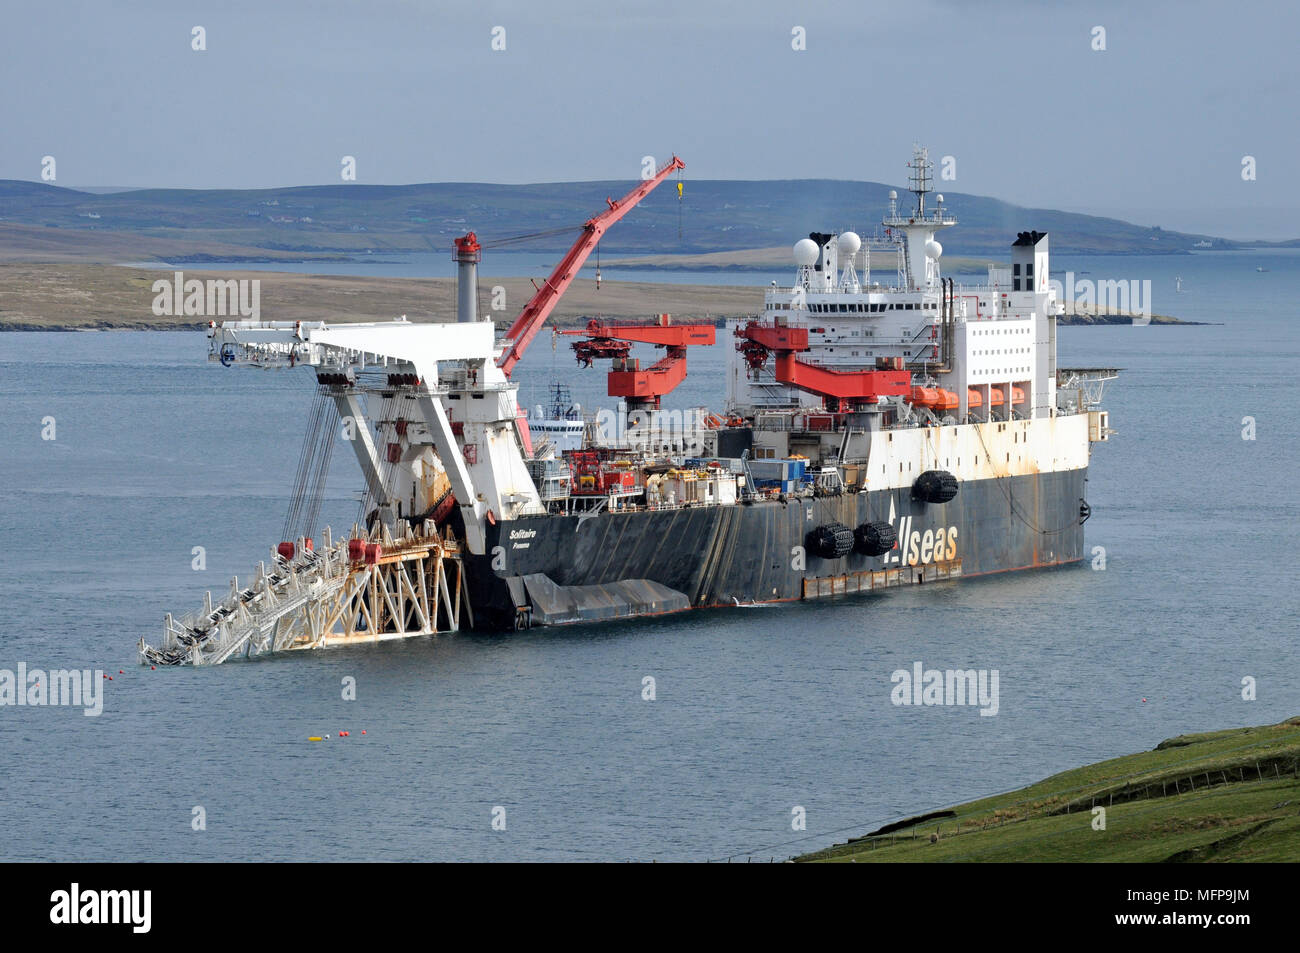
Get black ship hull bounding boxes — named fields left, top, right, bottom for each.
left=462, top=467, right=1089, bottom=630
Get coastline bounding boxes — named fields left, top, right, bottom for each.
left=795, top=717, right=1300, bottom=863
left=0, top=262, right=1201, bottom=331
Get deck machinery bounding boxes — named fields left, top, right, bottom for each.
left=141, top=157, right=688, bottom=663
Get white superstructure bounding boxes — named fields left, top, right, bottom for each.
left=728, top=146, right=1065, bottom=426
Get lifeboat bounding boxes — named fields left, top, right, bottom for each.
left=966, top=388, right=983, bottom=409
left=1010, top=385, right=1026, bottom=404
left=989, top=387, right=1005, bottom=407
left=910, top=386, right=939, bottom=408
left=932, top=389, right=959, bottom=412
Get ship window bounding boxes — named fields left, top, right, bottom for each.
left=1013, top=263, right=1021, bottom=275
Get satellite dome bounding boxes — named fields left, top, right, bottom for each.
left=838, top=231, right=861, bottom=256
left=936, top=194, right=944, bottom=203
left=793, top=238, right=819, bottom=266
left=888, top=190, right=898, bottom=200
left=925, top=239, right=943, bottom=259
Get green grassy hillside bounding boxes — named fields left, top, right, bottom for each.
left=798, top=717, right=1300, bottom=863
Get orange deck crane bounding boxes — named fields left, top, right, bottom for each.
left=736, top=319, right=911, bottom=412
left=560, top=315, right=715, bottom=412
left=495, top=156, right=686, bottom=378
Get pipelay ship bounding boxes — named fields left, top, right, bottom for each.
left=141, top=148, right=1117, bottom=665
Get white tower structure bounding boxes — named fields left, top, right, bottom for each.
left=882, top=145, right=957, bottom=291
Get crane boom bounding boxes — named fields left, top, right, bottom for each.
left=496, top=155, right=685, bottom=377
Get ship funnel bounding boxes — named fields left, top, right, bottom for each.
left=453, top=232, right=481, bottom=323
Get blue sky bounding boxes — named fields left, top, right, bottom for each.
left=2, top=0, right=1295, bottom=239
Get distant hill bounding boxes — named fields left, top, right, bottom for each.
left=0, top=176, right=1271, bottom=261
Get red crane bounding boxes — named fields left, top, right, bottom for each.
left=495, top=156, right=686, bottom=377
left=560, top=315, right=715, bottom=412
left=736, top=319, right=911, bottom=411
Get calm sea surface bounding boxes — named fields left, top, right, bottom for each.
left=1, top=250, right=1297, bottom=861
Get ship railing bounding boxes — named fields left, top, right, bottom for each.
left=1056, top=367, right=1120, bottom=410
